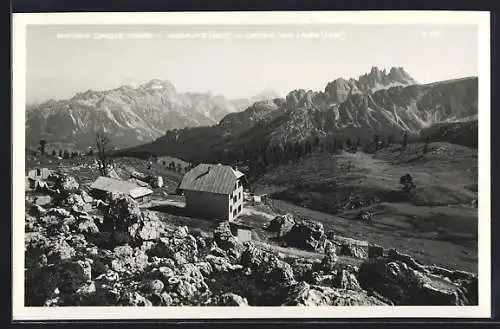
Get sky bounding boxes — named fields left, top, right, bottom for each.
left=26, top=24, right=478, bottom=103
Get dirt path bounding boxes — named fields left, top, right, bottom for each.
left=239, top=206, right=276, bottom=220
left=253, top=240, right=364, bottom=266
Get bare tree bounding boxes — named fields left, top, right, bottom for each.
left=96, top=130, right=112, bottom=176
left=423, top=136, right=430, bottom=154
left=38, top=139, right=47, bottom=155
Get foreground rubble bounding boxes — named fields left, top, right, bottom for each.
left=24, top=171, right=479, bottom=306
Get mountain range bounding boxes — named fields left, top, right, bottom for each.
left=126, top=67, right=478, bottom=163
left=25, top=80, right=280, bottom=149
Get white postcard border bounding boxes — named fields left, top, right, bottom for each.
left=12, top=10, right=491, bottom=320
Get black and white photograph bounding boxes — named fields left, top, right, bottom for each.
left=12, top=11, right=491, bottom=320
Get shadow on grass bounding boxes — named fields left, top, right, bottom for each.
left=147, top=204, right=221, bottom=226
left=148, top=204, right=190, bottom=217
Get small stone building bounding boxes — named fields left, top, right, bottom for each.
left=90, top=176, right=153, bottom=202
left=229, top=222, right=253, bottom=242
left=27, top=167, right=53, bottom=189
left=179, top=163, right=246, bottom=221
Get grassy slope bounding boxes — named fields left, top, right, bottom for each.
left=25, top=153, right=184, bottom=194
left=25, top=142, right=479, bottom=273
left=253, top=142, right=478, bottom=273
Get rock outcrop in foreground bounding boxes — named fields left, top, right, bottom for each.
left=25, top=171, right=478, bottom=306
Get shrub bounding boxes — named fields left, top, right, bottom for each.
left=399, top=173, right=416, bottom=194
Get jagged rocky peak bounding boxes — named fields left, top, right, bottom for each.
left=285, top=89, right=307, bottom=106
left=323, top=66, right=417, bottom=104
left=358, top=66, right=417, bottom=89
left=388, top=66, right=418, bottom=84
left=370, top=66, right=384, bottom=79
left=324, top=77, right=358, bottom=103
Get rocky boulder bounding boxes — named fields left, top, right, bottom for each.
left=289, top=259, right=314, bottom=281
left=425, top=265, right=476, bottom=282
left=195, top=262, right=213, bottom=277
left=387, top=249, right=429, bottom=273
left=47, top=207, right=72, bottom=219
left=210, top=292, right=249, bottom=306
left=127, top=211, right=166, bottom=242
left=34, top=195, right=52, bottom=206
left=103, top=196, right=167, bottom=245
left=338, top=242, right=368, bottom=259
left=459, top=276, right=478, bottom=305
left=80, top=190, right=94, bottom=203
left=282, top=281, right=388, bottom=306
left=46, top=238, right=77, bottom=262
left=65, top=193, right=92, bottom=213
left=119, top=291, right=152, bottom=306
left=29, top=204, right=47, bottom=217
left=282, top=220, right=325, bottom=251
left=53, top=174, right=80, bottom=196
left=146, top=279, right=165, bottom=295
left=213, top=221, right=244, bottom=262
left=205, top=254, right=243, bottom=273
left=358, top=258, right=470, bottom=305
left=25, top=259, right=93, bottom=306
left=265, top=214, right=295, bottom=238
left=368, top=244, right=385, bottom=258
left=239, top=243, right=295, bottom=287
left=161, top=263, right=210, bottom=305
left=104, top=196, right=143, bottom=231
left=148, top=227, right=198, bottom=264
left=25, top=215, right=39, bottom=232
left=110, top=245, right=149, bottom=274
left=25, top=231, right=50, bottom=255
left=320, top=248, right=339, bottom=272
left=333, top=269, right=362, bottom=291
left=78, top=217, right=100, bottom=235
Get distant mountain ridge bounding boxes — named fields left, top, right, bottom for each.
left=25, top=80, right=279, bottom=149
left=128, top=67, right=478, bottom=162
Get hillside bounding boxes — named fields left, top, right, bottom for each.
left=128, top=68, right=478, bottom=164
left=26, top=80, right=278, bottom=150
left=420, top=120, right=478, bottom=148
left=252, top=142, right=478, bottom=273
left=24, top=152, right=478, bottom=306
